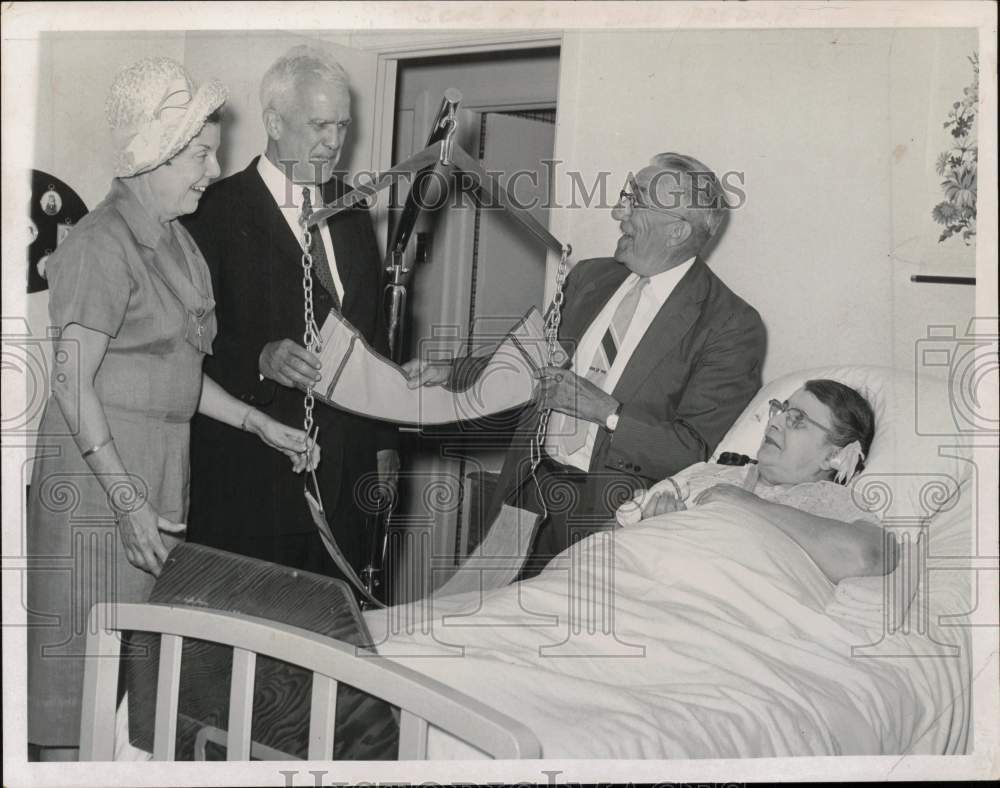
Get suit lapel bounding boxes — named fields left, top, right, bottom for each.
left=327, top=218, right=357, bottom=313
left=611, top=258, right=710, bottom=402
left=321, top=178, right=360, bottom=312
left=559, top=263, right=629, bottom=356
left=240, top=161, right=305, bottom=272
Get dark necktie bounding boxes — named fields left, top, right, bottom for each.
left=300, top=186, right=341, bottom=310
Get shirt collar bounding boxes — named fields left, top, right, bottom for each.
left=257, top=154, right=325, bottom=211
left=639, top=256, right=697, bottom=305
left=110, top=178, right=169, bottom=249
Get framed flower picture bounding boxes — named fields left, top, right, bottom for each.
left=889, top=29, right=978, bottom=275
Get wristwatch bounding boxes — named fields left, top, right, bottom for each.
left=605, top=401, right=623, bottom=432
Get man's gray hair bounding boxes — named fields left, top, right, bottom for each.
left=649, top=152, right=729, bottom=240
left=260, top=44, right=350, bottom=114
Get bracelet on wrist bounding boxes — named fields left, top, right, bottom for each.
left=109, top=485, right=147, bottom=524
left=240, top=407, right=254, bottom=431
left=81, top=437, right=114, bottom=459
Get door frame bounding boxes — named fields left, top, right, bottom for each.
left=366, top=34, right=561, bottom=597
left=368, top=32, right=563, bottom=254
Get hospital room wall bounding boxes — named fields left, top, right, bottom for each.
left=550, top=29, right=977, bottom=383
left=31, top=32, right=187, bottom=210
left=181, top=31, right=379, bottom=180
left=27, top=29, right=377, bottom=209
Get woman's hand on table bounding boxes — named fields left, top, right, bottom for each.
left=117, top=502, right=186, bottom=577
left=245, top=409, right=320, bottom=473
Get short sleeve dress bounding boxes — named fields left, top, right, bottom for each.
left=26, top=179, right=217, bottom=747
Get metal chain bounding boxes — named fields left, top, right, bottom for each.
left=530, top=244, right=572, bottom=473
left=300, top=219, right=322, bottom=438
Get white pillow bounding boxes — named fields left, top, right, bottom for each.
left=712, top=365, right=972, bottom=520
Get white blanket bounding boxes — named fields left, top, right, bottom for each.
left=367, top=497, right=969, bottom=759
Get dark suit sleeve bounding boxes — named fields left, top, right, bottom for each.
left=183, top=202, right=278, bottom=406
left=605, top=306, right=766, bottom=480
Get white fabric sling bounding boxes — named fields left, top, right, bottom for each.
left=309, top=307, right=548, bottom=605
left=314, top=307, right=547, bottom=424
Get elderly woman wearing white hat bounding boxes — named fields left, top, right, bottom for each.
left=26, top=57, right=317, bottom=759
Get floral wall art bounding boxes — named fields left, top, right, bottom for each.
left=932, top=52, right=978, bottom=245
left=889, top=28, right=979, bottom=271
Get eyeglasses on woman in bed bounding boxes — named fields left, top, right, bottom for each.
left=768, top=398, right=834, bottom=434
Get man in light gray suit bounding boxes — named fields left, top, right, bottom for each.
left=407, top=153, right=766, bottom=576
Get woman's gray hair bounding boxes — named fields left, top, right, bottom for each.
left=649, top=152, right=729, bottom=241
left=260, top=45, right=350, bottom=114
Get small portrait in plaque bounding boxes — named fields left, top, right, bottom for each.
left=41, top=189, right=62, bottom=216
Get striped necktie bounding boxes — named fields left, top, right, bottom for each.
left=301, top=186, right=341, bottom=309
left=550, top=276, right=650, bottom=456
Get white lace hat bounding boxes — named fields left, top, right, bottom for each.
left=106, top=57, right=227, bottom=177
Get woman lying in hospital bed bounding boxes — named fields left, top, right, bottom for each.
left=617, top=379, right=892, bottom=583
left=366, top=373, right=970, bottom=759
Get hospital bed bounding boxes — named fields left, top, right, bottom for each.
left=81, top=364, right=978, bottom=760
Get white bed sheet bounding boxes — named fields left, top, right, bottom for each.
left=366, top=496, right=971, bottom=759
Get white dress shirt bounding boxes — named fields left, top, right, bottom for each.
left=545, top=257, right=696, bottom=471
left=256, top=154, right=345, bottom=303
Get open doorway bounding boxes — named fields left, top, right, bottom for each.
left=384, top=46, right=560, bottom=601
left=390, top=47, right=560, bottom=355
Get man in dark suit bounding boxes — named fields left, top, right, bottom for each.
left=183, top=45, right=398, bottom=576
left=406, top=153, right=765, bottom=576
